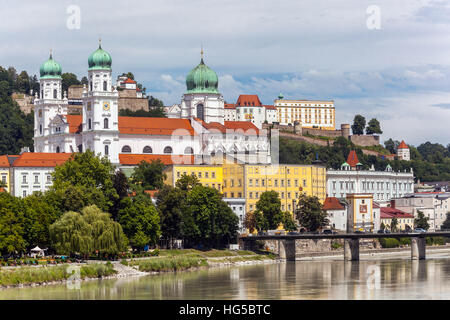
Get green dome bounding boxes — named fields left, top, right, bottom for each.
left=88, top=44, right=112, bottom=70
left=40, top=54, right=62, bottom=79
left=186, top=58, right=219, bottom=94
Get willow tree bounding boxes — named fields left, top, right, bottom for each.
left=49, top=205, right=127, bottom=256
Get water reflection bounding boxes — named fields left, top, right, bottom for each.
left=2, top=254, right=450, bottom=299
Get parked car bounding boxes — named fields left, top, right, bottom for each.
left=322, top=229, right=336, bottom=235
left=414, top=228, right=427, bottom=233
left=377, top=229, right=391, bottom=234
left=287, top=231, right=299, bottom=235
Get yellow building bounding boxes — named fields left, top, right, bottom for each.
left=222, top=163, right=245, bottom=199
left=274, top=98, right=335, bottom=130
left=244, top=164, right=327, bottom=214
left=346, top=194, right=374, bottom=232
left=0, top=155, right=11, bottom=193
left=164, top=164, right=224, bottom=192
left=380, top=207, right=414, bottom=231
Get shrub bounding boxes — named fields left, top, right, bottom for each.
left=399, top=238, right=411, bottom=246
left=379, top=238, right=400, bottom=248
left=331, top=242, right=343, bottom=250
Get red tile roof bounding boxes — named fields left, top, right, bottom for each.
left=119, top=154, right=195, bottom=166
left=224, top=121, right=260, bottom=135
left=323, top=197, right=345, bottom=210
left=236, top=95, right=262, bottom=107
left=123, top=78, right=137, bottom=84
left=13, top=153, right=73, bottom=167
left=225, top=104, right=236, bottom=109
left=398, top=140, right=408, bottom=149
left=380, top=207, right=414, bottom=219
left=264, top=105, right=277, bottom=110
left=0, top=155, right=10, bottom=167
left=65, top=115, right=83, bottom=133
left=346, top=150, right=360, bottom=167
left=119, top=117, right=195, bottom=136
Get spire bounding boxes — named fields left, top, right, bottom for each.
left=49, top=48, right=53, bottom=59
left=200, top=44, right=204, bottom=64
left=99, top=37, right=102, bottom=49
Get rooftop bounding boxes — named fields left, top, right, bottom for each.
left=323, top=197, right=345, bottom=210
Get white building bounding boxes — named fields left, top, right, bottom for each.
left=323, top=197, right=347, bottom=231
left=392, top=192, right=450, bottom=231
left=33, top=43, right=271, bottom=166
left=327, top=151, right=414, bottom=204
left=397, top=140, right=410, bottom=161
left=223, top=197, right=246, bottom=233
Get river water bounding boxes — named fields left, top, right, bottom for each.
left=2, top=251, right=450, bottom=299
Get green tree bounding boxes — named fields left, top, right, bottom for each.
left=156, top=185, right=187, bottom=248
left=119, top=107, right=166, bottom=118
left=131, top=159, right=166, bottom=190
left=441, top=213, right=450, bottom=230
left=366, top=118, right=383, bottom=135
left=243, top=211, right=256, bottom=234
left=0, top=193, right=26, bottom=255
left=390, top=218, right=398, bottom=232
left=414, top=210, right=430, bottom=230
left=61, top=73, right=81, bottom=93
left=380, top=222, right=386, bottom=230
left=16, top=71, right=30, bottom=93
left=182, top=185, right=238, bottom=247
left=119, top=195, right=161, bottom=250
left=294, top=194, right=329, bottom=231
left=254, top=191, right=283, bottom=231
left=282, top=212, right=297, bottom=231
left=384, top=138, right=400, bottom=154
left=111, top=170, right=129, bottom=221
left=51, top=151, right=118, bottom=211
left=81, top=76, right=88, bottom=85
left=175, top=173, right=201, bottom=191
left=148, top=96, right=164, bottom=108
left=49, top=205, right=127, bottom=256
left=351, top=114, right=366, bottom=135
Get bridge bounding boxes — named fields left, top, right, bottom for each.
left=239, top=232, right=450, bottom=261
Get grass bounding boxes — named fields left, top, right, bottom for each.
left=0, top=263, right=116, bottom=287
left=130, top=256, right=208, bottom=272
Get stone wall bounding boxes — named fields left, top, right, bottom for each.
left=302, top=128, right=343, bottom=138
left=118, top=97, right=148, bottom=112
left=68, top=85, right=84, bottom=99
left=12, top=93, right=34, bottom=114
left=349, top=135, right=380, bottom=147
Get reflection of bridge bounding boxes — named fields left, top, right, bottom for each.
left=239, top=232, right=450, bottom=261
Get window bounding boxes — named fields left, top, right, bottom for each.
left=90, top=82, right=93, bottom=91
left=88, top=119, right=92, bottom=130
left=196, top=104, right=204, bottom=120
left=104, top=118, right=109, bottom=129
left=143, top=146, right=152, bottom=153
left=39, top=124, right=42, bottom=135
left=56, top=146, right=60, bottom=153
left=205, top=172, right=209, bottom=178
left=53, top=89, right=57, bottom=99
left=184, top=147, right=193, bottom=154
left=103, top=81, right=107, bottom=91
left=22, top=175, right=27, bottom=184
left=34, top=175, right=39, bottom=184
left=23, top=190, right=27, bottom=197
left=47, top=175, right=51, bottom=183
left=164, top=146, right=172, bottom=154
left=212, top=172, right=215, bottom=178
left=105, top=145, right=109, bottom=156
left=121, top=145, right=131, bottom=153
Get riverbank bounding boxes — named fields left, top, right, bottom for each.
left=0, top=250, right=277, bottom=289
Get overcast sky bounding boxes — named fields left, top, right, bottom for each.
left=1, top=0, right=449, bottom=146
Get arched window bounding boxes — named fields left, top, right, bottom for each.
left=41, top=90, right=43, bottom=98
left=184, top=147, right=193, bottom=154
left=88, top=119, right=92, bottom=130
left=196, top=104, right=204, bottom=120
left=121, top=145, right=131, bottom=153
left=39, top=124, right=42, bottom=135
left=56, top=146, right=60, bottom=153
left=103, top=81, right=107, bottom=91
left=90, top=82, right=93, bottom=91
left=164, top=146, right=173, bottom=154
left=143, top=146, right=152, bottom=154
left=104, top=118, right=109, bottom=129
left=53, top=89, right=57, bottom=99
left=105, top=145, right=109, bottom=156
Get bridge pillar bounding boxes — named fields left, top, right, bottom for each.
left=344, top=238, right=359, bottom=261
left=279, top=240, right=296, bottom=261
left=411, top=237, right=426, bottom=260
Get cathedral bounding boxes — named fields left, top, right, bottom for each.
left=33, top=42, right=271, bottom=165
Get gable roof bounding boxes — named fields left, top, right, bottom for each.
left=323, top=197, right=345, bottom=210
left=398, top=140, right=408, bottom=149
left=346, top=150, right=360, bottom=167
left=13, top=153, right=73, bottom=167
left=0, top=155, right=9, bottom=167
left=65, top=115, right=83, bottom=133
left=380, top=207, right=414, bottom=219
left=119, top=154, right=195, bottom=166
left=264, top=105, right=277, bottom=110
left=224, top=121, right=260, bottom=135
left=236, top=95, right=262, bottom=107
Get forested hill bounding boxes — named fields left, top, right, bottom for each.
left=0, top=66, right=34, bottom=154
left=280, top=136, right=450, bottom=182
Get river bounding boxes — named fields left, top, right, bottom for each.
left=2, top=251, right=450, bottom=299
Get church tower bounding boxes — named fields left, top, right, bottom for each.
left=81, top=40, right=120, bottom=164
left=181, top=49, right=225, bottom=124
left=33, top=51, right=68, bottom=152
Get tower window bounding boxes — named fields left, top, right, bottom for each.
left=39, top=124, right=42, bottom=135
left=105, top=145, right=109, bottom=156
left=88, top=119, right=92, bottom=130
left=103, top=81, right=107, bottom=91
left=143, top=146, right=152, bottom=154
left=196, top=104, right=204, bottom=120
left=164, top=146, right=173, bottom=154
left=121, top=145, right=131, bottom=153
left=56, top=146, right=60, bottom=153
left=53, top=89, right=57, bottom=99
left=104, top=118, right=109, bottom=129
left=90, top=82, right=93, bottom=91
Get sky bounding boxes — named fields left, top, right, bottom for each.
left=0, top=0, right=449, bottom=146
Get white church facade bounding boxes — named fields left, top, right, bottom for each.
left=33, top=43, right=271, bottom=166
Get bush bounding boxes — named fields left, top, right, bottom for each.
left=133, top=256, right=208, bottom=272
left=379, top=238, right=400, bottom=248
left=426, top=237, right=444, bottom=246
left=331, top=242, right=343, bottom=250
left=399, top=238, right=411, bottom=246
